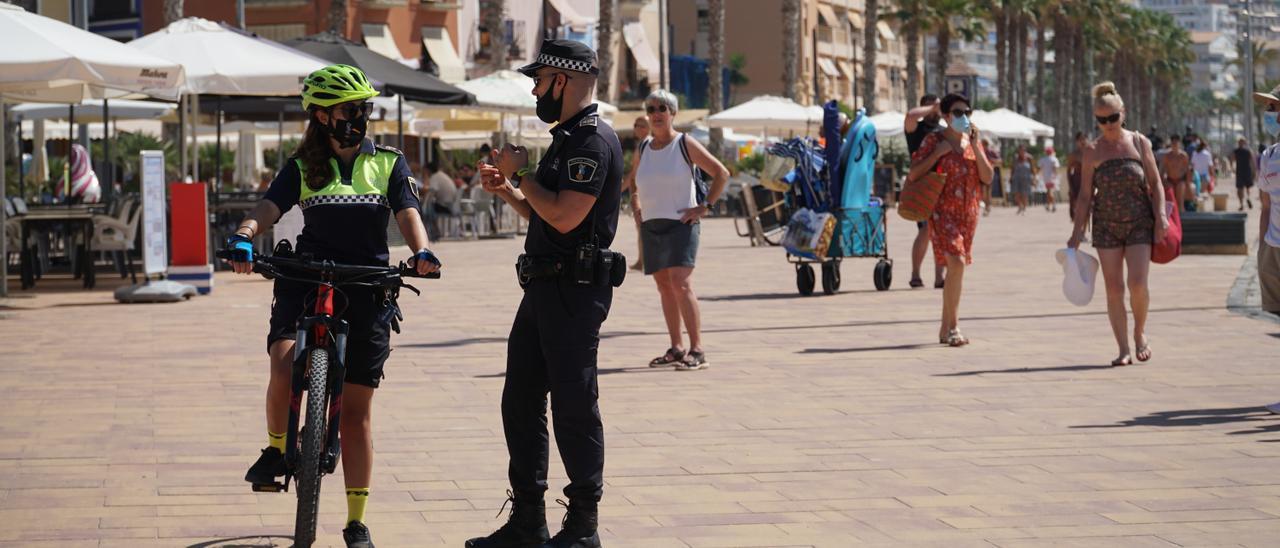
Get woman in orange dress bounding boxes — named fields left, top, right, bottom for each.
left=907, top=93, right=994, bottom=346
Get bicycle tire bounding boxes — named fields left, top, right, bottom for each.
left=293, top=348, right=330, bottom=547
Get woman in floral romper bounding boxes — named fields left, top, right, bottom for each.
left=908, top=93, right=994, bottom=346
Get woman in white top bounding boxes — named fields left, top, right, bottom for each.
left=628, top=90, right=729, bottom=371
left=1253, top=85, right=1280, bottom=414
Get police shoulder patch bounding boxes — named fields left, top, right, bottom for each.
left=407, top=176, right=420, bottom=200
left=567, top=157, right=598, bottom=183
left=577, top=115, right=598, bottom=128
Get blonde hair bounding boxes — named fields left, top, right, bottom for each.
left=1092, top=81, right=1124, bottom=111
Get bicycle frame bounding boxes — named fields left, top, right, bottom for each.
left=283, top=278, right=351, bottom=483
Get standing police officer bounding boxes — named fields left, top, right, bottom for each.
left=467, top=40, right=623, bottom=548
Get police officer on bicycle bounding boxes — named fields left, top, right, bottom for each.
left=467, top=39, right=624, bottom=548
left=227, top=64, right=440, bottom=548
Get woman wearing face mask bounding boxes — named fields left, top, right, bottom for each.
left=1067, top=82, right=1167, bottom=367
left=1253, top=85, right=1280, bottom=340
left=907, top=93, right=994, bottom=347
left=225, top=64, right=441, bottom=548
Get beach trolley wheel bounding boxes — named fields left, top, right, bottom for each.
left=796, top=263, right=816, bottom=296
left=873, top=259, right=892, bottom=291
left=821, top=261, right=840, bottom=295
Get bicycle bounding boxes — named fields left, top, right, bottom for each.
left=217, top=242, right=438, bottom=547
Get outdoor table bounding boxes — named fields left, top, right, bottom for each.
left=18, top=207, right=98, bottom=289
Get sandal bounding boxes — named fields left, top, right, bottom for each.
left=934, top=280, right=945, bottom=289
left=1111, top=355, right=1133, bottom=367
left=649, top=348, right=685, bottom=368
left=1135, top=342, right=1152, bottom=363
left=946, top=330, right=969, bottom=347
left=675, top=350, right=708, bottom=371
left=910, top=278, right=925, bottom=288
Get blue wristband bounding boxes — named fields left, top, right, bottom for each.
left=413, top=248, right=441, bottom=267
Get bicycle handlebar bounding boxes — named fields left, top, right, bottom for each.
left=215, top=249, right=441, bottom=281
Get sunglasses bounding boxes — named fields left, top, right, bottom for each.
left=949, top=108, right=973, bottom=117
left=533, top=71, right=570, bottom=87
left=645, top=104, right=670, bottom=114
left=1096, top=112, right=1122, bottom=125
left=332, top=102, right=374, bottom=119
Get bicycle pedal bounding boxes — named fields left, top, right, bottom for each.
left=251, top=482, right=287, bottom=493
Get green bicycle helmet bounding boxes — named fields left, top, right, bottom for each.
left=301, top=64, right=379, bottom=110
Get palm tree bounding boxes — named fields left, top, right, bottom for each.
left=597, top=0, right=618, bottom=101
left=782, top=0, right=802, bottom=101
left=929, top=0, right=984, bottom=99
left=329, top=0, right=347, bottom=36
left=862, top=0, right=879, bottom=114
left=708, top=0, right=726, bottom=157
left=163, top=0, right=183, bottom=24
left=890, top=0, right=934, bottom=109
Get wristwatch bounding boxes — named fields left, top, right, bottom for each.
left=513, top=167, right=530, bottom=188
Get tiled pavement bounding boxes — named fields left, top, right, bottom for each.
left=3, top=197, right=1279, bottom=547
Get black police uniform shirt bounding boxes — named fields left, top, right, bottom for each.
left=263, top=138, right=421, bottom=266
left=525, top=103, right=623, bottom=256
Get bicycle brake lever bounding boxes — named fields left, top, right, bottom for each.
left=401, top=283, right=420, bottom=296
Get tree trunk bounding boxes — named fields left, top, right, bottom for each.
left=1052, top=11, right=1069, bottom=150
left=862, top=0, right=879, bottom=113
left=708, top=0, right=725, bottom=157
left=1014, top=13, right=1027, bottom=112
left=905, top=19, right=921, bottom=110
left=328, top=0, right=347, bottom=36
left=935, top=23, right=951, bottom=99
left=483, top=0, right=508, bottom=74
left=1034, top=16, right=1046, bottom=119
left=163, top=0, right=183, bottom=24
left=996, top=1, right=1008, bottom=106
left=783, top=0, right=802, bottom=101
left=596, top=0, right=619, bottom=101
left=1074, top=25, right=1088, bottom=138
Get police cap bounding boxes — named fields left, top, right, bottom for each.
left=518, top=39, right=600, bottom=77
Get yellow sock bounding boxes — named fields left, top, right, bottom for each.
left=267, top=431, right=286, bottom=452
left=346, top=488, right=369, bottom=525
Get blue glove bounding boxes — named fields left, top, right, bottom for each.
left=227, top=233, right=254, bottom=263
left=411, top=248, right=441, bottom=268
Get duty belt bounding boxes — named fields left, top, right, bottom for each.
left=516, top=254, right=566, bottom=285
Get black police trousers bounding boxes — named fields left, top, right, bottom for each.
left=503, top=277, right=612, bottom=503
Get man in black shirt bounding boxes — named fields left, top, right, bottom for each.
left=1234, top=137, right=1256, bottom=210
left=903, top=94, right=946, bottom=288
left=468, top=39, right=622, bottom=548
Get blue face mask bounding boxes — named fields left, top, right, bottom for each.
left=1265, top=112, right=1280, bottom=137
left=951, top=115, right=971, bottom=134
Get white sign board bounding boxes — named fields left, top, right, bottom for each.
left=140, top=151, right=168, bottom=276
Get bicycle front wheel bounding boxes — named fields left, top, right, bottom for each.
left=293, top=348, right=330, bottom=547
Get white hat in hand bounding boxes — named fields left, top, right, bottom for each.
left=1056, top=248, right=1099, bottom=307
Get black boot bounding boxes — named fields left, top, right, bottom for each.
left=465, top=491, right=550, bottom=548
left=543, top=499, right=600, bottom=548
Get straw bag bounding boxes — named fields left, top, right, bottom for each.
left=898, top=170, right=947, bottom=222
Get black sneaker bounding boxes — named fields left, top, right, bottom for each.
left=543, top=500, right=600, bottom=548
left=343, top=521, right=375, bottom=548
left=466, top=491, right=550, bottom=548
left=243, top=447, right=286, bottom=485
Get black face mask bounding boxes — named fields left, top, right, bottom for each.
left=320, top=111, right=368, bottom=149
left=535, top=75, right=565, bottom=124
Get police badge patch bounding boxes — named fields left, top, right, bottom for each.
left=567, top=158, right=598, bottom=183
left=407, top=176, right=420, bottom=200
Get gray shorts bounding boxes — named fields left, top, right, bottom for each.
left=641, top=219, right=700, bottom=275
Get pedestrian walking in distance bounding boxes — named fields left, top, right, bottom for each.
left=469, top=39, right=625, bottom=548
left=1067, top=82, right=1169, bottom=367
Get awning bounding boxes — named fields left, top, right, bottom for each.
left=837, top=60, right=854, bottom=80
left=422, top=26, right=466, bottom=84
left=846, top=12, right=864, bottom=29
left=623, top=22, right=662, bottom=78
left=361, top=24, right=403, bottom=61
left=817, top=57, right=839, bottom=77
left=877, top=21, right=896, bottom=42
left=546, top=0, right=595, bottom=29
left=816, top=4, right=838, bottom=27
